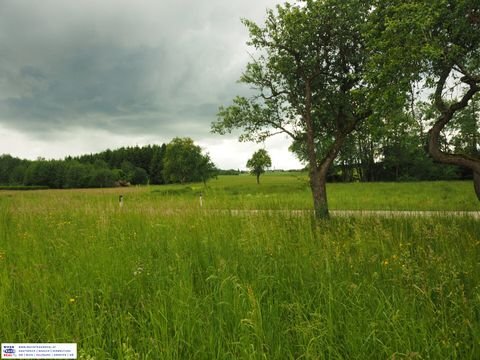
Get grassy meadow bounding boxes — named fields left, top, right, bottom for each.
left=0, top=173, right=479, bottom=359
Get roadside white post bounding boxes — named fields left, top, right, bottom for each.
left=199, top=192, right=203, bottom=208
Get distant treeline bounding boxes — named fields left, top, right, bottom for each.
left=327, top=161, right=470, bottom=183
left=323, top=117, right=475, bottom=183
left=0, top=138, right=216, bottom=189
left=0, top=145, right=164, bottom=188
left=0, top=134, right=474, bottom=189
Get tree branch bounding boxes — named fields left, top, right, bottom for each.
left=264, top=118, right=299, bottom=140
left=455, top=62, right=480, bottom=83
left=433, top=68, right=451, bottom=114
left=428, top=67, right=480, bottom=174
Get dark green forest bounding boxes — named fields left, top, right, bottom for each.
left=0, top=137, right=216, bottom=188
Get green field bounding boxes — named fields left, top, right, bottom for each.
left=1, top=175, right=479, bottom=359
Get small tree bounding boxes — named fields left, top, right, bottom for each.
left=197, top=153, right=217, bottom=186
left=246, top=149, right=272, bottom=184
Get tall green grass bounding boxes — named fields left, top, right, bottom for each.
left=153, top=174, right=480, bottom=211
left=0, top=182, right=479, bottom=358
left=2, top=175, right=479, bottom=212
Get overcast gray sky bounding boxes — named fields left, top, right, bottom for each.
left=0, top=0, right=302, bottom=169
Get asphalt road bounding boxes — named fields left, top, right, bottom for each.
left=218, top=209, right=480, bottom=219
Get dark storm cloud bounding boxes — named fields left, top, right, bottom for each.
left=0, top=0, right=280, bottom=140
left=0, top=45, right=163, bottom=134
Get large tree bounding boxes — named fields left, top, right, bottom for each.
left=369, top=0, right=480, bottom=199
left=163, top=137, right=216, bottom=184
left=213, top=0, right=372, bottom=218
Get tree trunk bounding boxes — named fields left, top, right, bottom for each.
left=303, top=80, right=364, bottom=218
left=256, top=173, right=260, bottom=185
left=304, top=81, right=331, bottom=219
left=309, top=166, right=329, bottom=219
left=474, top=171, right=480, bottom=200
left=308, top=134, right=355, bottom=220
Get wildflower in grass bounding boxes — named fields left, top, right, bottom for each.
left=78, top=349, right=96, bottom=360
left=133, top=266, right=144, bottom=276
left=69, top=298, right=76, bottom=304
left=382, top=259, right=389, bottom=266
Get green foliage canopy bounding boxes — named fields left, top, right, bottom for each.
left=163, top=137, right=216, bottom=184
